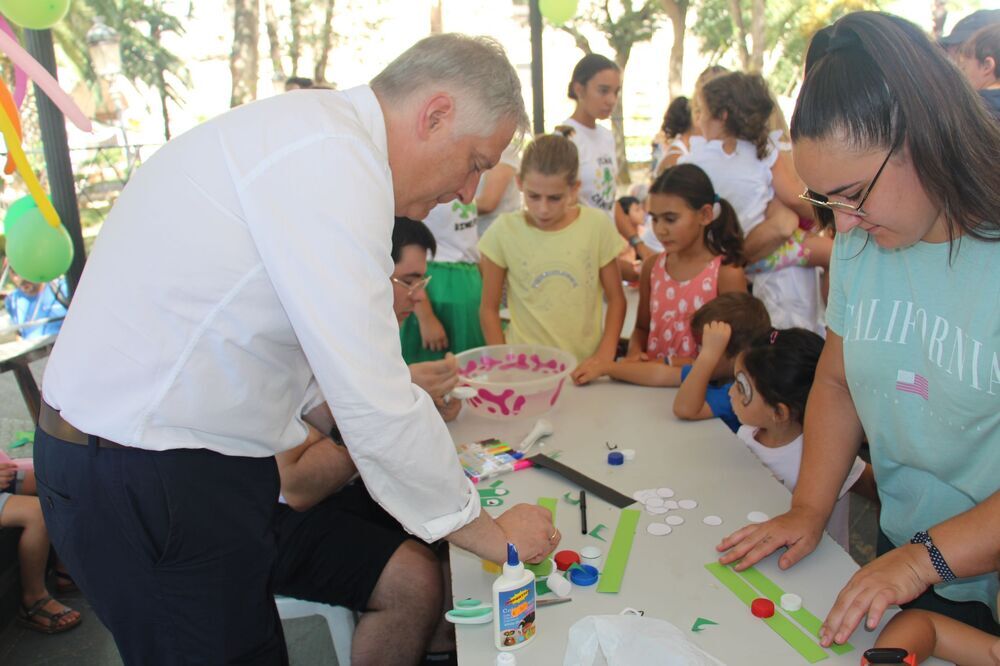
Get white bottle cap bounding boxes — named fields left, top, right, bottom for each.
left=496, top=651, right=517, bottom=665
left=547, top=571, right=572, bottom=598
left=780, top=593, right=802, bottom=612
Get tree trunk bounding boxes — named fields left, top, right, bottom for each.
left=313, top=0, right=336, bottom=84
left=430, top=0, right=443, bottom=34
left=612, top=50, right=631, bottom=186
left=727, top=0, right=750, bottom=71
left=749, top=0, right=766, bottom=73
left=289, top=0, right=304, bottom=76
left=229, top=0, right=259, bottom=107
left=662, top=0, right=688, bottom=99
left=264, top=0, right=285, bottom=81
left=931, top=0, right=947, bottom=40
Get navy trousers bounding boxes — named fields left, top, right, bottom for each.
left=34, top=428, right=289, bottom=665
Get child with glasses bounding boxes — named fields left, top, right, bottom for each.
left=681, top=72, right=830, bottom=332
left=726, top=328, right=875, bottom=550
left=399, top=199, right=485, bottom=364
left=478, top=133, right=626, bottom=376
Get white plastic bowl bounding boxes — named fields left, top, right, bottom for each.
left=454, top=344, right=576, bottom=420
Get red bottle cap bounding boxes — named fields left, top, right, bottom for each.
left=751, top=598, right=775, bottom=618
left=554, top=550, right=581, bottom=571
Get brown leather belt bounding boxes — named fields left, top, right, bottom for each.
left=39, top=402, right=130, bottom=449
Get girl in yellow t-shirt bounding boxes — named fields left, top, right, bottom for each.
left=478, top=133, right=626, bottom=376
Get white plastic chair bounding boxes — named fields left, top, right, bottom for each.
left=275, top=595, right=355, bottom=665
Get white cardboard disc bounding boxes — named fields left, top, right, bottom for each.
left=747, top=511, right=770, bottom=524
left=664, top=500, right=679, bottom=510
left=644, top=497, right=665, bottom=508
left=656, top=487, right=675, bottom=498
left=678, top=499, right=698, bottom=510
left=780, top=593, right=802, bottom=612
left=647, top=523, right=672, bottom=536
left=702, top=515, right=723, bottom=526
left=646, top=506, right=670, bottom=515
left=665, top=515, right=684, bottom=526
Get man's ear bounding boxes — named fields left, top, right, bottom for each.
left=417, top=92, right=456, bottom=140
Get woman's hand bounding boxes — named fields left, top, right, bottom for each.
left=716, top=505, right=828, bottom=571
left=819, top=543, right=937, bottom=647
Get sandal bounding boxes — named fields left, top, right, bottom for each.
left=54, top=570, right=78, bottom=594
left=17, top=595, right=82, bottom=634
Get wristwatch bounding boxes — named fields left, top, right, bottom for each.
left=910, top=530, right=957, bottom=583
left=628, top=234, right=642, bottom=248
left=862, top=647, right=916, bottom=665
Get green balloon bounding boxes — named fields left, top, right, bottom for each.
left=539, top=0, right=578, bottom=25
left=5, top=207, right=73, bottom=282
left=0, top=0, right=71, bottom=30
left=4, top=195, right=38, bottom=227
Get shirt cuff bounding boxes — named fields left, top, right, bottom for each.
left=417, top=476, right=482, bottom=542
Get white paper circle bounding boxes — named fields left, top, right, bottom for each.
left=747, top=511, right=770, bottom=524
left=647, top=523, right=673, bottom=536
left=664, top=500, right=679, bottom=510
left=665, top=515, right=684, bottom=526
left=656, top=487, right=675, bottom=498
left=645, top=497, right=665, bottom=508
left=678, top=499, right=698, bottom=510
left=702, top=515, right=723, bottom=526
left=646, top=506, right=670, bottom=515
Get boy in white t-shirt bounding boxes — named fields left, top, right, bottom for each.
left=728, top=328, right=876, bottom=550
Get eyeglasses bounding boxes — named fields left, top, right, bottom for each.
left=391, top=274, right=432, bottom=296
left=799, top=149, right=892, bottom=222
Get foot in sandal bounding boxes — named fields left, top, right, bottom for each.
left=18, top=594, right=82, bottom=634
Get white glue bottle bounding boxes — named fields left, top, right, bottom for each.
left=492, top=543, right=537, bottom=651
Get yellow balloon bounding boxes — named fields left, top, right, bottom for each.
left=0, top=102, right=60, bottom=229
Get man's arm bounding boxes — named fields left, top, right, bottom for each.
left=276, top=424, right=358, bottom=511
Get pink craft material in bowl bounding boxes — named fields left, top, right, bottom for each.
left=455, top=344, right=575, bottom=420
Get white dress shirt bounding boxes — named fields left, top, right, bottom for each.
left=43, top=86, right=479, bottom=542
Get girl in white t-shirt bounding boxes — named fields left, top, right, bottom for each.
left=561, top=53, right=621, bottom=216
left=728, top=328, right=876, bottom=550
left=682, top=72, right=832, bottom=332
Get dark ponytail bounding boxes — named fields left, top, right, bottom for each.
left=792, top=11, right=1000, bottom=246
left=568, top=53, right=619, bottom=100
left=650, top=164, right=744, bottom=266
left=742, top=328, right=825, bottom=424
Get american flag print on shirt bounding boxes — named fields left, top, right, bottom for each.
left=896, top=370, right=929, bottom=400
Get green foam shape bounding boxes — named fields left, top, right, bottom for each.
left=535, top=578, right=551, bottom=596
left=738, top=566, right=854, bottom=656
left=526, top=559, right=554, bottom=577
left=596, top=509, right=640, bottom=593
left=705, top=562, right=829, bottom=663
left=691, top=617, right=718, bottom=632
left=562, top=491, right=581, bottom=505
left=537, top=497, right=557, bottom=522
left=588, top=523, right=608, bottom=541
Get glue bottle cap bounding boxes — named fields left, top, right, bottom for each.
left=506, top=543, right=519, bottom=566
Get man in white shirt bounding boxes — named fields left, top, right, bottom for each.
left=33, top=34, right=558, bottom=665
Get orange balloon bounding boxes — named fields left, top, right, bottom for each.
left=0, top=77, right=21, bottom=175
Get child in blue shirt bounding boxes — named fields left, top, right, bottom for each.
left=4, top=273, right=68, bottom=340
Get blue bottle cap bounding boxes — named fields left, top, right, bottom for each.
left=569, top=564, right=599, bottom=586
left=608, top=451, right=624, bottom=465
left=507, top=542, right=520, bottom=566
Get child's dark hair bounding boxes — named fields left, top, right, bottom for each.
left=793, top=12, right=1000, bottom=245
left=690, top=293, right=771, bottom=358
left=961, top=24, right=1000, bottom=79
left=520, top=133, right=579, bottom=184
left=568, top=53, right=619, bottom=100
left=650, top=164, right=744, bottom=266
left=741, top=328, right=825, bottom=424
left=662, top=96, right=691, bottom=138
left=391, top=217, right=436, bottom=263
left=701, top=72, right=775, bottom=160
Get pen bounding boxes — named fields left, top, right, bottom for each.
left=580, top=490, right=588, bottom=535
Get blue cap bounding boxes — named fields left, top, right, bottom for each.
left=608, top=451, right=624, bottom=465
left=569, top=564, right=599, bottom=586
left=507, top=543, right=519, bottom=566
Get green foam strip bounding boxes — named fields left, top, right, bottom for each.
left=538, top=497, right=557, bottom=522
left=705, top=563, right=829, bottom=663
left=597, top=509, right=640, bottom=593
left=738, top=567, right=854, bottom=656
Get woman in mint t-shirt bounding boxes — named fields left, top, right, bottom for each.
left=716, top=11, right=1000, bottom=648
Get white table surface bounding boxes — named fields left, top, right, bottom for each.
left=447, top=379, right=938, bottom=665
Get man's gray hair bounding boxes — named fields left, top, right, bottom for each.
left=371, top=33, right=529, bottom=138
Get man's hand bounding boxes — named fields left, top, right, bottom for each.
left=435, top=394, right=462, bottom=422
left=495, top=503, right=560, bottom=564
left=409, top=353, right=459, bottom=401
left=699, top=321, right=732, bottom=360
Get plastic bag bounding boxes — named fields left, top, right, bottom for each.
left=563, top=613, right=726, bottom=666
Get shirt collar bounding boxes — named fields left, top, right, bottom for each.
left=342, top=85, right=388, bottom=164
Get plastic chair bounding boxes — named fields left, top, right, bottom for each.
left=275, top=595, right=355, bottom=665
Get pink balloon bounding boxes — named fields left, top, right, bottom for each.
left=0, top=28, right=91, bottom=131
left=0, top=16, right=27, bottom=107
